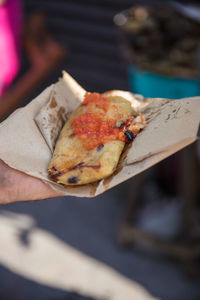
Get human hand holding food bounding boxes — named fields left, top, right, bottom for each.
left=0, top=159, right=63, bottom=204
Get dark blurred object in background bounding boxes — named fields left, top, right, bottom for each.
left=115, top=3, right=200, bottom=78
left=114, top=1, right=200, bottom=98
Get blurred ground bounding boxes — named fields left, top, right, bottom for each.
left=0, top=181, right=200, bottom=300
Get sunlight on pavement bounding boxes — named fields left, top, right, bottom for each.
left=0, top=210, right=159, bottom=300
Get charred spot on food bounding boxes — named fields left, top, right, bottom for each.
left=48, top=166, right=64, bottom=181
left=85, top=164, right=101, bottom=170
left=49, top=174, right=59, bottom=181
left=124, top=130, right=135, bottom=143
left=51, top=166, right=57, bottom=171
left=68, top=162, right=84, bottom=171
left=68, top=162, right=101, bottom=171
left=68, top=176, right=79, bottom=184
left=97, top=144, right=104, bottom=151
left=69, top=133, right=75, bottom=138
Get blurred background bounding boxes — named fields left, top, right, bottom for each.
left=0, top=0, right=200, bottom=299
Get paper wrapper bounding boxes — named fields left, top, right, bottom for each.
left=0, top=71, right=199, bottom=197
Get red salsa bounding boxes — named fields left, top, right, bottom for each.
left=82, top=92, right=110, bottom=112
left=72, top=93, right=137, bottom=150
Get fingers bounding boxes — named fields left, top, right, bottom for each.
left=0, top=160, right=64, bottom=204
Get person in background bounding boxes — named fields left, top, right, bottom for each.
left=0, top=6, right=66, bottom=121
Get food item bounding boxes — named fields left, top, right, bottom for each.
left=48, top=93, right=146, bottom=185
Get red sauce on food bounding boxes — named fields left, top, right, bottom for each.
left=72, top=93, right=134, bottom=150
left=72, top=110, right=123, bottom=150
left=82, top=92, right=110, bottom=112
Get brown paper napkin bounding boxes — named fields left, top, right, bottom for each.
left=0, top=71, right=199, bottom=197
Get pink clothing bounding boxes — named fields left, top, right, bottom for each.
left=0, top=0, right=23, bottom=96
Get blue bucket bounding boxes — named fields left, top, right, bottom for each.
left=128, top=66, right=200, bottom=99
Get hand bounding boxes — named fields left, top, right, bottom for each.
left=0, top=160, right=63, bottom=204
